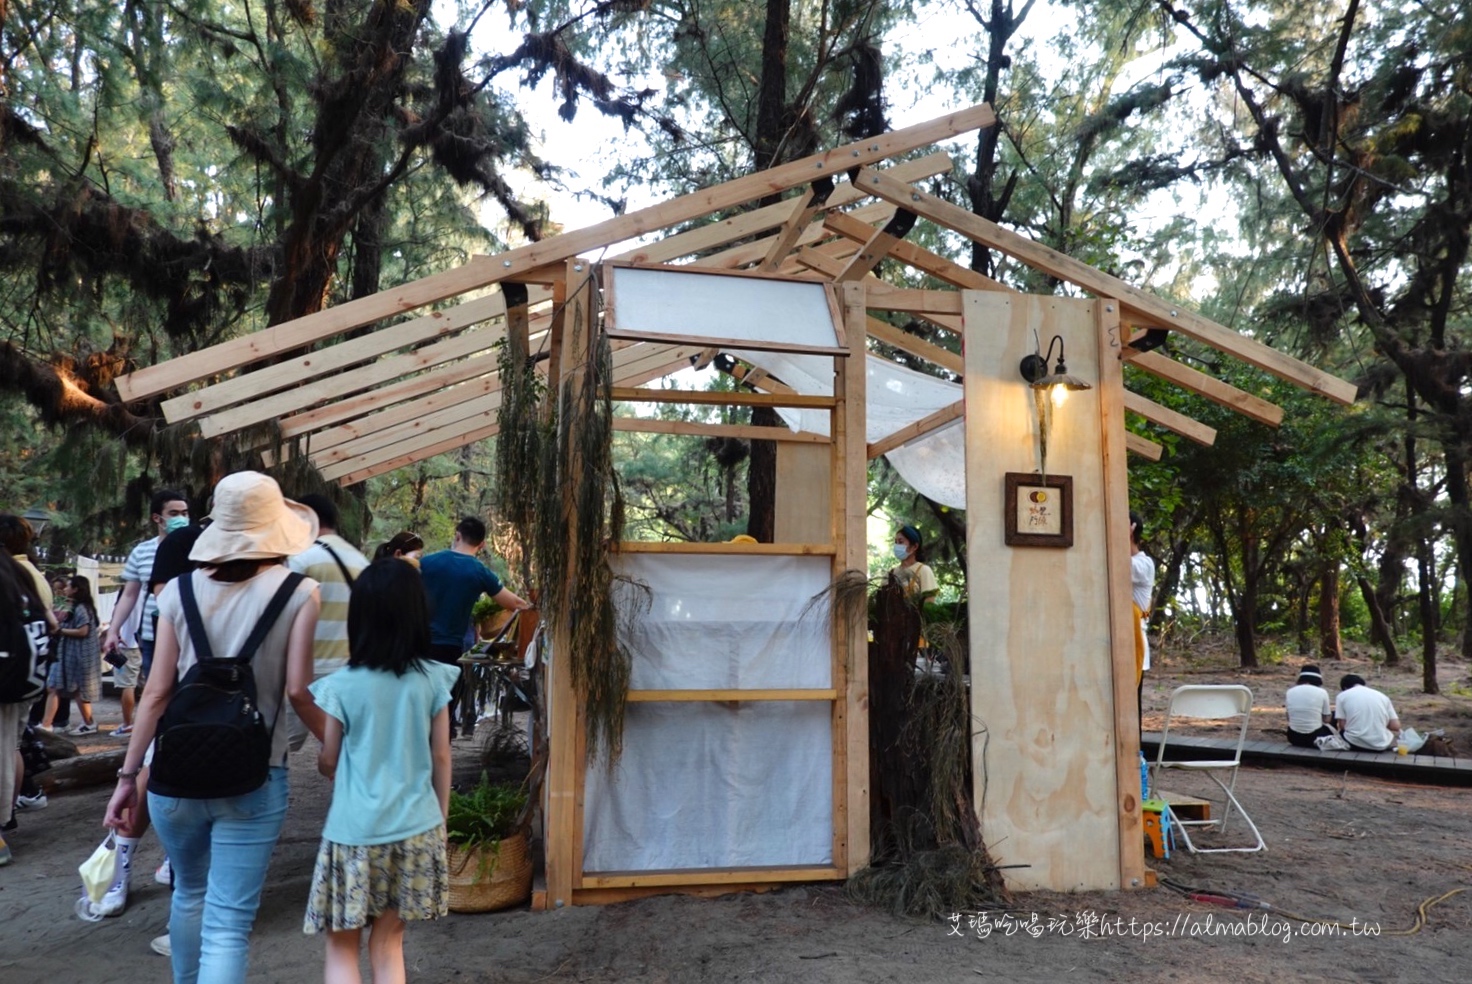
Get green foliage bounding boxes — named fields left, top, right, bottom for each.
left=446, top=773, right=528, bottom=851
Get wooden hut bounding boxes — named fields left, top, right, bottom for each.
left=114, top=103, right=1356, bottom=904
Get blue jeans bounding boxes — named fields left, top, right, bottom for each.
left=139, top=636, right=156, bottom=677
left=149, top=768, right=289, bottom=984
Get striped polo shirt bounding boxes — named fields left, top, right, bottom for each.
left=287, top=534, right=370, bottom=675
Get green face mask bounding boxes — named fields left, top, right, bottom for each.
left=164, top=515, right=190, bottom=533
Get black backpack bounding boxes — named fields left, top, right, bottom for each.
left=148, top=571, right=305, bottom=799
left=0, top=601, right=49, bottom=704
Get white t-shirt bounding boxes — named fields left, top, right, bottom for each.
left=1335, top=685, right=1398, bottom=751
left=1131, top=551, right=1156, bottom=672
left=1285, top=683, right=1331, bottom=733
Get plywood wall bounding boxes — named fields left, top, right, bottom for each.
left=962, top=292, right=1122, bottom=892
left=775, top=443, right=832, bottom=542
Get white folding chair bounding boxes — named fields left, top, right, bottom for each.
left=1151, top=685, right=1265, bottom=854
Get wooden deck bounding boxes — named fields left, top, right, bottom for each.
left=1140, top=732, right=1472, bottom=786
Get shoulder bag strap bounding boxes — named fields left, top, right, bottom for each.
left=177, top=572, right=215, bottom=663
left=233, top=571, right=307, bottom=664
left=315, top=540, right=357, bottom=587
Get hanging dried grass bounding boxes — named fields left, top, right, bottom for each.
left=492, top=278, right=639, bottom=763
left=848, top=600, right=1010, bottom=918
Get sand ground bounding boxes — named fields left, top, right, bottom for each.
left=3, top=642, right=1469, bottom=983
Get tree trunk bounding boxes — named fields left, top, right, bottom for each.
left=1443, top=438, right=1472, bottom=660
left=1318, top=561, right=1342, bottom=661
left=752, top=0, right=790, bottom=175
left=1293, top=567, right=1313, bottom=655
left=1374, top=537, right=1406, bottom=664
left=1231, top=576, right=1259, bottom=668
left=1356, top=574, right=1399, bottom=664
left=1416, top=537, right=1439, bottom=694
left=1150, top=531, right=1193, bottom=633
left=745, top=406, right=780, bottom=541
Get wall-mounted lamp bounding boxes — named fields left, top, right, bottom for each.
left=1019, top=335, right=1092, bottom=407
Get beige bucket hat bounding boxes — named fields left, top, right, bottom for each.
left=189, top=471, right=318, bottom=565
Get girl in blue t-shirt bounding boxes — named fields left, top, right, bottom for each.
left=303, top=559, right=459, bottom=983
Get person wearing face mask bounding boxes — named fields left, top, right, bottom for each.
left=889, top=525, right=939, bottom=605
left=374, top=531, right=426, bottom=567
left=104, top=490, right=190, bottom=687
left=285, top=495, right=370, bottom=753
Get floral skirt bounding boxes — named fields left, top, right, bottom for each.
left=303, top=825, right=448, bottom=933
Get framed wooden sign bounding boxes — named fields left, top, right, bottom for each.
left=1004, top=472, right=1074, bottom=548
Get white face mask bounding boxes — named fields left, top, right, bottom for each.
left=892, top=543, right=909, bottom=561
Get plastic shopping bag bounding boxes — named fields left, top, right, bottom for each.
left=77, top=832, right=117, bottom=913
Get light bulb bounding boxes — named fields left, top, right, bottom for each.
left=1051, top=384, right=1068, bottom=408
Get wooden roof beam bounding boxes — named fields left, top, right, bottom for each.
left=196, top=320, right=508, bottom=438
left=757, top=178, right=837, bottom=271
left=1123, top=391, right=1216, bottom=446
left=833, top=210, right=917, bottom=282
left=866, top=399, right=964, bottom=459
left=857, top=167, right=1357, bottom=405
left=865, top=316, right=964, bottom=375
left=332, top=346, right=704, bottom=485
left=119, top=106, right=995, bottom=402
left=1126, top=432, right=1164, bottom=460
left=614, top=152, right=952, bottom=266
left=1124, top=348, right=1284, bottom=428
left=823, top=211, right=1011, bottom=293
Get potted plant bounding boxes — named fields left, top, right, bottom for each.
left=472, top=595, right=512, bottom=641
left=445, top=773, right=532, bottom=912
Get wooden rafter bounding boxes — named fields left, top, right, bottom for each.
left=1126, top=432, right=1164, bottom=460
left=1123, top=391, right=1216, bottom=446
left=197, top=320, right=508, bottom=438
left=865, top=399, right=965, bottom=459
left=612, top=418, right=828, bottom=443
left=832, top=210, right=916, bottom=282
left=757, top=178, right=836, bottom=271
left=857, top=167, right=1357, bottom=405
left=613, top=154, right=949, bottom=266
left=117, top=106, right=996, bottom=402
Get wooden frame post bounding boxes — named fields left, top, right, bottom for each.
left=837, top=281, right=870, bottom=874
left=543, top=259, right=596, bottom=910
left=1097, top=299, right=1148, bottom=889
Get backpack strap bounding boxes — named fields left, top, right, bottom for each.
left=234, top=572, right=307, bottom=663
left=177, top=572, right=215, bottom=663
left=177, top=570, right=305, bottom=665
left=314, top=540, right=357, bottom=587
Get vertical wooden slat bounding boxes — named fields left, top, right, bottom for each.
left=544, top=259, right=595, bottom=909
left=1096, top=298, right=1148, bottom=889
left=840, top=281, right=870, bottom=874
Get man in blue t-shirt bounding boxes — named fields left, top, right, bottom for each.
left=418, top=517, right=532, bottom=735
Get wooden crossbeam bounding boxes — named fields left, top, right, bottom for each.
left=866, top=399, right=965, bottom=459
left=757, top=179, right=836, bottom=271
left=833, top=210, right=915, bottom=282
left=1124, top=349, right=1284, bottom=427
left=197, top=320, right=507, bottom=438
left=612, top=153, right=952, bottom=265
left=277, top=351, right=498, bottom=439
left=118, top=106, right=995, bottom=402
left=316, top=390, right=506, bottom=473
left=865, top=317, right=964, bottom=375
left=610, top=388, right=836, bottom=409
left=612, top=417, right=828, bottom=444
left=704, top=204, right=892, bottom=271
left=1122, top=391, right=1216, bottom=446
left=1126, top=432, right=1164, bottom=460
left=824, top=211, right=1011, bottom=293
left=857, top=167, right=1357, bottom=405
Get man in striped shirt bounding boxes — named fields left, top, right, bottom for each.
left=285, top=494, right=368, bottom=751
left=103, top=489, right=189, bottom=690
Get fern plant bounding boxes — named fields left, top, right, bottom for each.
left=446, top=773, right=528, bottom=855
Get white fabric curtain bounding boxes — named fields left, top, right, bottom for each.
left=582, top=554, right=835, bottom=871
left=731, top=349, right=968, bottom=509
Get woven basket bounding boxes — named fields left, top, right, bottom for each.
left=446, top=830, right=533, bottom=913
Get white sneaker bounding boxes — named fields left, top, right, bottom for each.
left=68, top=722, right=98, bottom=736
left=155, top=858, right=172, bottom=885
left=15, top=793, right=47, bottom=810
left=94, top=881, right=129, bottom=917
left=150, top=934, right=171, bottom=957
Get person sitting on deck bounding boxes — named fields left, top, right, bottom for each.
left=1284, top=664, right=1335, bottom=748
left=1335, top=674, right=1401, bottom=753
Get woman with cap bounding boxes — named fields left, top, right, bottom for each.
left=1285, top=664, right=1335, bottom=748
left=890, top=525, right=939, bottom=605
left=104, top=471, right=323, bottom=984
